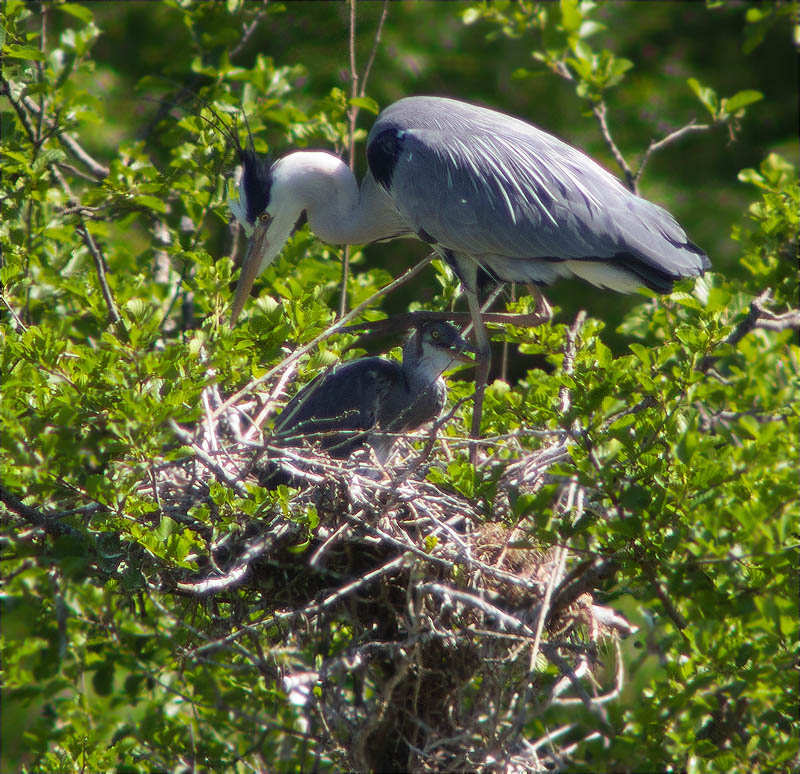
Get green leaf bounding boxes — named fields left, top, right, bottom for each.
left=560, top=0, right=582, bottom=34
left=2, top=45, right=47, bottom=61
left=687, top=77, right=719, bottom=117
left=462, top=7, right=481, bottom=25
left=133, top=194, right=168, bottom=213
left=348, top=96, right=380, bottom=115
left=59, top=3, right=95, bottom=23
left=723, top=89, right=763, bottom=114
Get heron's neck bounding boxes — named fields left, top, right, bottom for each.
left=402, top=342, right=451, bottom=392
left=274, top=151, right=406, bottom=244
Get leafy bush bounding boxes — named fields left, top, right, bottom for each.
left=1, top=2, right=796, bottom=771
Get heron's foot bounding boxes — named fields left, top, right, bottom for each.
left=526, top=284, right=553, bottom=321
left=479, top=286, right=551, bottom=328
left=482, top=309, right=550, bottom=327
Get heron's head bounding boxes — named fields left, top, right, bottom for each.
left=229, top=151, right=309, bottom=324
left=406, top=321, right=476, bottom=379
left=229, top=150, right=345, bottom=324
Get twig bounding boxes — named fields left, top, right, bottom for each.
left=242, top=359, right=299, bottom=442
left=635, top=120, right=713, bottom=187
left=590, top=604, right=639, bottom=638
left=339, top=307, right=548, bottom=338
left=229, top=6, right=268, bottom=60
left=359, top=1, right=389, bottom=97
left=190, top=554, right=409, bottom=655
left=168, top=419, right=249, bottom=498
left=338, top=0, right=389, bottom=318
left=177, top=535, right=271, bottom=594
left=700, top=289, right=800, bottom=371
left=0, top=292, right=28, bottom=331
left=559, top=310, right=586, bottom=417
left=591, top=102, right=635, bottom=192
left=20, top=91, right=109, bottom=179
left=339, top=0, right=359, bottom=317
left=550, top=657, right=592, bottom=704
left=0, top=76, right=38, bottom=144
left=541, top=646, right=610, bottom=727
left=754, top=310, right=800, bottom=331
left=418, top=583, right=536, bottom=635
left=75, top=221, right=122, bottom=326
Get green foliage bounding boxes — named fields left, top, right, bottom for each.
left=1, top=2, right=797, bottom=772
left=733, top=152, right=799, bottom=306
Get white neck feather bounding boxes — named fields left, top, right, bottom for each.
left=270, top=151, right=408, bottom=246
left=402, top=336, right=455, bottom=387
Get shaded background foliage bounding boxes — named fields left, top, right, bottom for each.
left=1, top=1, right=798, bottom=772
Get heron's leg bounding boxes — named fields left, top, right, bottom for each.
left=526, top=283, right=553, bottom=321
left=466, top=291, right=491, bottom=465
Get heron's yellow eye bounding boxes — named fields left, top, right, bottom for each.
left=431, top=328, right=440, bottom=340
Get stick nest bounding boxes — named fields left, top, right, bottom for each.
left=145, top=383, right=637, bottom=773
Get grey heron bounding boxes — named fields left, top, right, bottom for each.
left=271, top=320, right=475, bottom=462
left=228, top=95, right=710, bottom=445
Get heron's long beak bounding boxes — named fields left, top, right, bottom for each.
left=230, top=218, right=271, bottom=324
left=451, top=338, right=478, bottom=364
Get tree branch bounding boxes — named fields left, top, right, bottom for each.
left=75, top=220, right=123, bottom=326
left=359, top=1, right=389, bottom=99
left=700, top=290, right=800, bottom=371
left=592, top=101, right=636, bottom=192
left=229, top=5, right=269, bottom=60
left=0, top=485, right=80, bottom=538
left=339, top=0, right=360, bottom=318
left=635, top=120, right=713, bottom=187
left=339, top=0, right=390, bottom=319
left=20, top=92, right=109, bottom=179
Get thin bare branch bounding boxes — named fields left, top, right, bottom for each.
left=635, top=120, right=713, bottom=187
left=0, top=485, right=80, bottom=538
left=76, top=221, right=122, bottom=326
left=359, top=1, right=389, bottom=99
left=700, top=289, right=800, bottom=371
left=755, top=310, right=800, bottom=331
left=0, top=76, right=38, bottom=143
left=0, top=292, right=28, bottom=332
left=168, top=419, right=250, bottom=498
left=21, top=92, right=109, bottom=179
left=339, top=0, right=390, bottom=318
left=229, top=5, right=269, bottom=60
left=340, top=306, right=549, bottom=339
left=339, top=0, right=360, bottom=318
left=559, top=309, right=587, bottom=418
left=592, top=101, right=636, bottom=192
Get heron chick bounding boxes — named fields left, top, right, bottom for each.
left=271, top=321, right=475, bottom=463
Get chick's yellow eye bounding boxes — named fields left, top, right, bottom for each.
left=431, top=329, right=440, bottom=339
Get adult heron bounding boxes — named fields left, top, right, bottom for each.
left=228, top=95, right=710, bottom=444
left=271, top=320, right=474, bottom=462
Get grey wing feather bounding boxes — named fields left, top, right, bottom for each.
left=371, top=97, right=708, bottom=286
left=273, top=358, right=402, bottom=456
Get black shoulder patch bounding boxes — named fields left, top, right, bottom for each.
left=240, top=148, right=273, bottom=224
left=367, top=128, right=405, bottom=190
left=417, top=227, right=436, bottom=244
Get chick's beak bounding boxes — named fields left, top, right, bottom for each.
left=451, top=336, right=478, bottom=364
left=230, top=216, right=271, bottom=325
